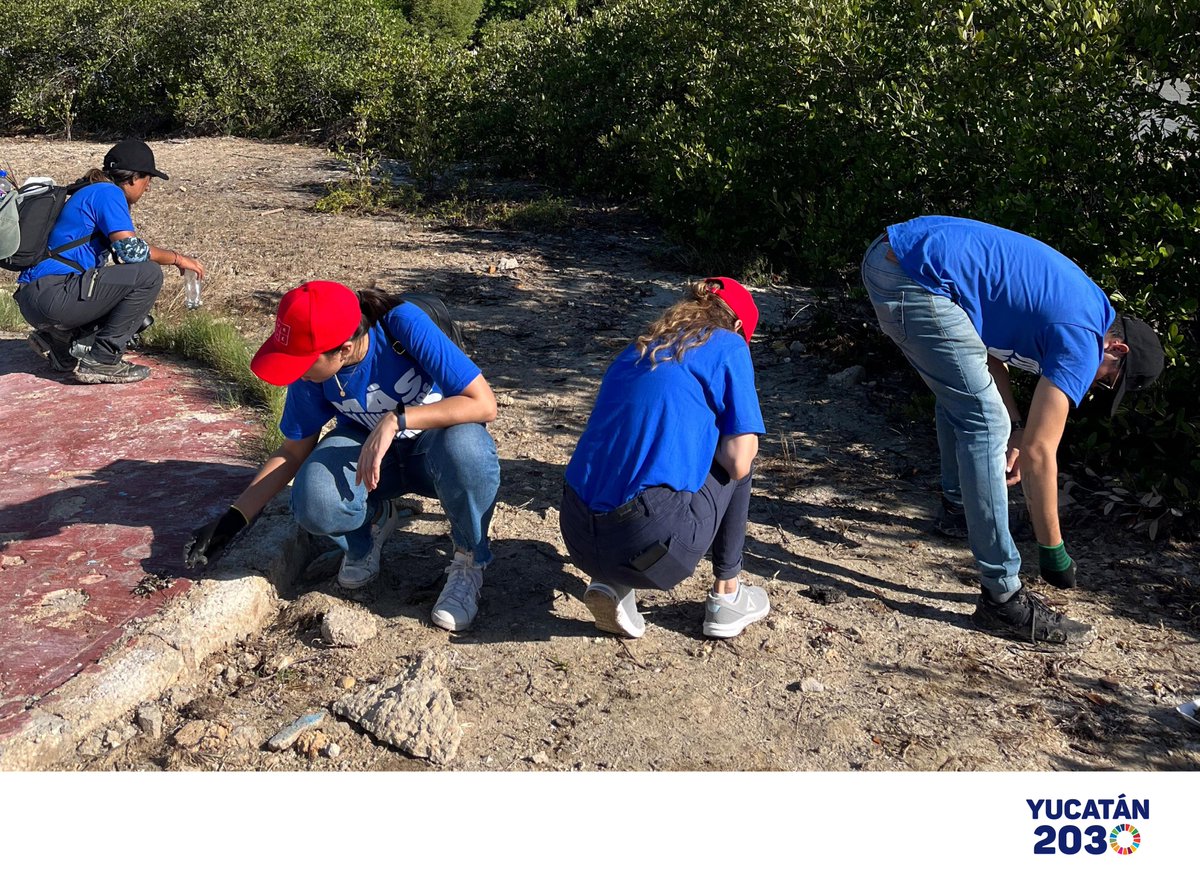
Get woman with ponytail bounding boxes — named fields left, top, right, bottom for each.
left=16, top=138, right=205, bottom=384
left=185, top=281, right=500, bottom=632
left=560, top=278, right=769, bottom=640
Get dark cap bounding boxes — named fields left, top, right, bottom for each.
left=103, top=139, right=169, bottom=180
left=1110, top=315, right=1165, bottom=416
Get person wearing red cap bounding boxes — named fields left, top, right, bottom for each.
left=862, top=216, right=1165, bottom=645
left=184, top=281, right=500, bottom=632
left=559, top=277, right=769, bottom=639
left=15, top=138, right=205, bottom=383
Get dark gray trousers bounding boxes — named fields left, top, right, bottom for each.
left=559, top=464, right=753, bottom=591
left=16, top=262, right=163, bottom=363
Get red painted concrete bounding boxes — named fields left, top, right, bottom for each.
left=0, top=335, right=261, bottom=736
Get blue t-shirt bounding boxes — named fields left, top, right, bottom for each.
left=887, top=216, right=1115, bottom=406
left=565, top=329, right=766, bottom=512
left=279, top=302, right=481, bottom=441
left=18, top=183, right=134, bottom=283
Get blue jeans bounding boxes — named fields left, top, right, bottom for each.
left=559, top=463, right=752, bottom=591
left=861, top=233, right=1021, bottom=599
left=291, top=423, right=499, bottom=565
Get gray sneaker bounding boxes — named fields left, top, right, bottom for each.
left=337, top=499, right=405, bottom=589
left=583, top=581, right=645, bottom=639
left=28, top=329, right=78, bottom=373
left=74, top=353, right=151, bottom=384
left=703, top=582, right=770, bottom=638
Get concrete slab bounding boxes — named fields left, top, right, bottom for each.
left=0, top=332, right=269, bottom=754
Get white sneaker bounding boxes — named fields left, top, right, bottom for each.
left=431, top=551, right=484, bottom=631
left=337, top=499, right=404, bottom=589
left=583, top=581, right=645, bottom=639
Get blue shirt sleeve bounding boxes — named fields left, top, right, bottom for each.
left=279, top=380, right=335, bottom=440
left=89, top=183, right=136, bottom=238
left=1039, top=324, right=1103, bottom=406
left=385, top=304, right=481, bottom=396
left=703, top=333, right=766, bottom=436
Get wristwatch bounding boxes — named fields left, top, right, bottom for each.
left=392, top=407, right=407, bottom=431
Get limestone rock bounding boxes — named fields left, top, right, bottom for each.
left=826, top=365, right=866, bottom=389
left=282, top=591, right=342, bottom=629
left=332, top=650, right=461, bottom=764
left=135, top=703, right=163, bottom=739
left=173, top=720, right=229, bottom=751
left=294, top=730, right=330, bottom=759
left=228, top=725, right=262, bottom=751
left=321, top=607, right=379, bottom=648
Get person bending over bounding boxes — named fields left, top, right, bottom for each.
left=861, top=216, right=1164, bottom=645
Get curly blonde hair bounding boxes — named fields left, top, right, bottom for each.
left=634, top=280, right=740, bottom=369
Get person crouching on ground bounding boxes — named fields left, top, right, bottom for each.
left=184, top=281, right=500, bottom=632
left=15, top=138, right=205, bottom=384
left=861, top=215, right=1165, bottom=645
left=560, top=278, right=769, bottom=640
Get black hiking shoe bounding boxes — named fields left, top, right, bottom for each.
left=74, top=354, right=151, bottom=384
left=931, top=496, right=969, bottom=539
left=972, top=587, right=1095, bottom=645
left=28, top=329, right=78, bottom=373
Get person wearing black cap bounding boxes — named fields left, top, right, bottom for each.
left=15, top=138, right=205, bottom=383
left=861, top=216, right=1165, bottom=645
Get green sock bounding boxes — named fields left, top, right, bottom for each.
left=1038, top=542, right=1072, bottom=572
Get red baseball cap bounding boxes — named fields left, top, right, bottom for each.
left=707, top=277, right=759, bottom=345
left=250, top=281, right=362, bottom=386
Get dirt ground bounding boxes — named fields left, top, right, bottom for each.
left=3, top=136, right=1198, bottom=772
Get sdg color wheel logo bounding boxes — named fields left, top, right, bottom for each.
left=1109, top=824, right=1141, bottom=855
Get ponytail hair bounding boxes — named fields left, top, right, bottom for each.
left=83, top=166, right=145, bottom=186
left=634, top=279, right=740, bottom=369
left=341, top=285, right=404, bottom=343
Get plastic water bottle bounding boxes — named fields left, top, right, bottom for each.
left=0, top=170, right=13, bottom=200
left=183, top=268, right=202, bottom=309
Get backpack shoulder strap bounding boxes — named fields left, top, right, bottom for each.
left=378, top=295, right=466, bottom=357
left=378, top=309, right=409, bottom=357
left=45, top=179, right=100, bottom=273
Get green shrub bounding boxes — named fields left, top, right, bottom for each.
left=399, top=0, right=485, bottom=44
left=462, top=0, right=1200, bottom=519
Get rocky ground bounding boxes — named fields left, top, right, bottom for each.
left=2, top=136, right=1198, bottom=772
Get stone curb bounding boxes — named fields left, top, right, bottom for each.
left=0, top=500, right=311, bottom=771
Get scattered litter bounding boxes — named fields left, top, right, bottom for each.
left=132, top=573, right=173, bottom=597
left=1176, top=698, right=1200, bottom=730
left=498, top=257, right=519, bottom=271
left=267, top=710, right=327, bottom=751
left=808, top=584, right=847, bottom=605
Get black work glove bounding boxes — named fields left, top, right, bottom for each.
left=185, top=506, right=248, bottom=568
left=1038, top=542, right=1078, bottom=589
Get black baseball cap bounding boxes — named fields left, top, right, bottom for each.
left=1109, top=315, right=1165, bottom=416
left=103, top=138, right=169, bottom=180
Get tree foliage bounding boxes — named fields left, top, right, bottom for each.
left=2, top=0, right=1198, bottom=516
